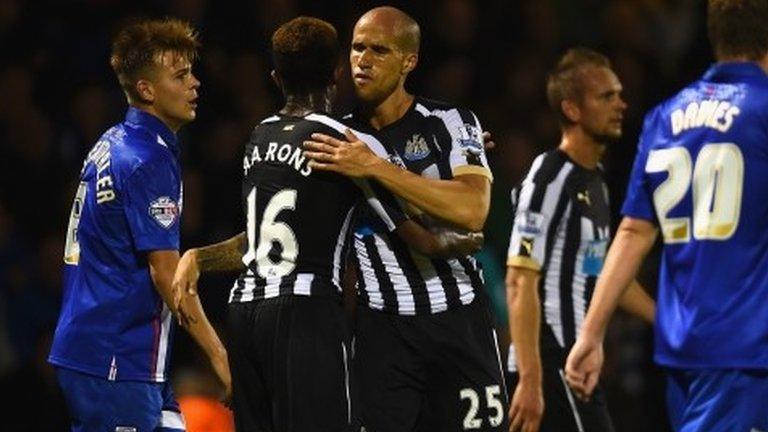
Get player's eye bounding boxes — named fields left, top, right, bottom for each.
left=351, top=43, right=365, bottom=52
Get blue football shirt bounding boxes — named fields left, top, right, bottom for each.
left=622, top=62, right=768, bottom=369
left=49, top=107, right=183, bottom=382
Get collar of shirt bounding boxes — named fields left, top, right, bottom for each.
left=703, top=61, right=768, bottom=85
left=124, top=106, right=180, bottom=157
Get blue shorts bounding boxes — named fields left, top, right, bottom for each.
left=665, top=368, right=768, bottom=432
left=56, top=367, right=185, bottom=432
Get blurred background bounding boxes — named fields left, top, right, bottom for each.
left=0, top=0, right=710, bottom=430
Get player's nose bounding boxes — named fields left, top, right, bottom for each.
left=617, top=96, right=627, bottom=111
left=357, top=50, right=373, bottom=68
left=190, top=73, right=201, bottom=90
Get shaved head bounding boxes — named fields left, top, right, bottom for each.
left=355, top=6, right=420, bottom=53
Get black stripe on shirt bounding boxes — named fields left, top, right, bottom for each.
left=386, top=231, right=431, bottom=315
left=362, top=235, right=398, bottom=313
left=458, top=257, right=484, bottom=293
left=431, top=258, right=462, bottom=309
left=279, top=273, right=299, bottom=296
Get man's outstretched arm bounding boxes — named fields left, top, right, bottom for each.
left=395, top=218, right=484, bottom=258
left=173, top=232, right=246, bottom=306
left=565, top=217, right=657, bottom=400
left=149, top=250, right=232, bottom=400
left=304, top=130, right=491, bottom=232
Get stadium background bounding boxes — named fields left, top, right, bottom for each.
left=0, top=0, right=710, bottom=430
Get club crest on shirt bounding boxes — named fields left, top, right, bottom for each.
left=403, top=134, right=430, bottom=161
left=515, top=210, right=545, bottom=235
left=149, top=197, right=179, bottom=229
left=457, top=123, right=483, bottom=157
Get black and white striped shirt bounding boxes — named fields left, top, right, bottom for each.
left=229, top=113, right=407, bottom=303
left=506, top=149, right=611, bottom=371
left=345, top=97, right=494, bottom=315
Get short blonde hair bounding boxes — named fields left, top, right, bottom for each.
left=546, top=48, right=611, bottom=126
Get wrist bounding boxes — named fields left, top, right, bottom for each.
left=364, top=155, right=387, bottom=178
left=581, top=318, right=606, bottom=342
left=517, top=368, right=542, bottom=385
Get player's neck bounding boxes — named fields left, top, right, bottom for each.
left=559, top=131, right=604, bottom=170
left=133, top=103, right=182, bottom=133
left=364, top=88, right=414, bottom=130
left=281, top=92, right=332, bottom=117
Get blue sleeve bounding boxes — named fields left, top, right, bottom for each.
left=620, top=113, right=657, bottom=222
left=123, top=157, right=181, bottom=251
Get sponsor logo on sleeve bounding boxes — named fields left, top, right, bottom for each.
left=149, top=197, right=179, bottom=229
left=515, top=211, right=545, bottom=235
left=457, top=123, right=483, bottom=157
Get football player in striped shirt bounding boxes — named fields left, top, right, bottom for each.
left=171, top=17, right=481, bottom=432
left=505, top=48, right=654, bottom=432
left=48, top=19, right=230, bottom=432
left=304, top=7, right=508, bottom=431
left=567, top=1, right=768, bottom=431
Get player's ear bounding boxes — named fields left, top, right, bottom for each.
left=135, top=79, right=155, bottom=104
left=561, top=99, right=580, bottom=123
left=402, top=52, right=418, bottom=74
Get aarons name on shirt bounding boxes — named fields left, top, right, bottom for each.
left=243, top=141, right=312, bottom=177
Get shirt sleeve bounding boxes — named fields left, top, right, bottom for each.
left=346, top=126, right=412, bottom=232
left=506, top=155, right=561, bottom=271
left=620, top=112, right=658, bottom=222
left=122, top=156, right=181, bottom=251
left=353, top=178, right=409, bottom=232
left=442, top=108, right=493, bottom=181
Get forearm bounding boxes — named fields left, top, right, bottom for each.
left=155, top=254, right=225, bottom=354
left=618, top=280, right=656, bottom=325
left=178, top=294, right=227, bottom=359
left=192, top=232, right=246, bottom=272
left=396, top=219, right=483, bottom=258
left=370, top=161, right=489, bottom=231
left=581, top=218, right=657, bottom=340
left=507, top=268, right=542, bottom=383
left=150, top=254, right=226, bottom=359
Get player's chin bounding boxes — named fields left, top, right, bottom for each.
left=353, top=86, right=379, bottom=103
left=604, top=127, right=622, bottom=141
left=593, top=130, right=622, bottom=145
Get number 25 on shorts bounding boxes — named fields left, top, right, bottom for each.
left=460, top=385, right=504, bottom=430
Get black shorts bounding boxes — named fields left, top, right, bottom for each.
left=355, top=296, right=509, bottom=432
left=506, top=364, right=614, bottom=432
left=227, top=295, right=357, bottom=432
